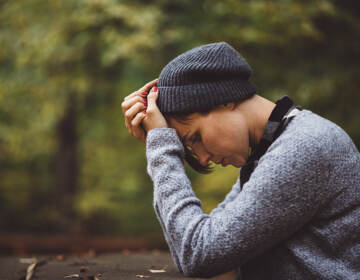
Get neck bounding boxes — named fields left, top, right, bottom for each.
left=242, top=94, right=276, bottom=151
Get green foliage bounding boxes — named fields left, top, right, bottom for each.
left=0, top=0, right=359, bottom=236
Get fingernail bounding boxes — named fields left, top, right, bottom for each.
left=143, top=109, right=146, bottom=114
left=154, top=86, right=158, bottom=92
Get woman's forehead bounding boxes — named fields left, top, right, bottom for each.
left=168, top=117, right=192, bottom=134
left=168, top=113, right=197, bottom=127
left=168, top=114, right=200, bottom=139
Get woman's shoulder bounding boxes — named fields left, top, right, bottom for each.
left=289, top=109, right=342, bottom=138
left=289, top=109, right=357, bottom=149
left=277, top=109, right=360, bottom=162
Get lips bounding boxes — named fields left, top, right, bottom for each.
left=212, top=157, right=228, bottom=166
left=213, top=158, right=224, bottom=165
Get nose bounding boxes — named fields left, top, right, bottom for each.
left=197, top=150, right=211, bottom=166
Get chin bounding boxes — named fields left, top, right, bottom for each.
left=233, top=163, right=242, bottom=168
left=224, top=156, right=244, bottom=168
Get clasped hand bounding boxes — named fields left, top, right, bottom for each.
left=121, top=78, right=168, bottom=143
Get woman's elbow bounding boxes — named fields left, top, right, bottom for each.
left=180, top=259, right=218, bottom=278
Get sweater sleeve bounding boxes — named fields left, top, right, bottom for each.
left=209, top=177, right=241, bottom=216
left=146, top=127, right=332, bottom=278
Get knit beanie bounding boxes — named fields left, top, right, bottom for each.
left=157, top=41, right=257, bottom=114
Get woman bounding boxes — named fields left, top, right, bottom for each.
left=122, top=42, right=360, bottom=279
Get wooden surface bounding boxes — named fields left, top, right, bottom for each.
left=0, top=252, right=238, bottom=280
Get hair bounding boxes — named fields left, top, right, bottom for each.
left=163, top=100, right=243, bottom=174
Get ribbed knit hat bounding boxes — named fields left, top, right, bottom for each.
left=157, top=42, right=257, bottom=114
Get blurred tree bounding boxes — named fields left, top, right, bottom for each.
left=0, top=0, right=165, bottom=234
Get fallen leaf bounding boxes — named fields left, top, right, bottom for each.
left=26, top=263, right=36, bottom=280
left=64, top=274, right=80, bottom=279
left=136, top=275, right=151, bottom=278
left=149, top=265, right=168, bottom=273
left=25, top=260, right=47, bottom=280
left=149, top=269, right=166, bottom=273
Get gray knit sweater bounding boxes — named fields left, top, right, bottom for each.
left=145, top=109, right=360, bottom=279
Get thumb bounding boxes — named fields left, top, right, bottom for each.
left=146, top=86, right=159, bottom=113
left=142, top=85, right=168, bottom=131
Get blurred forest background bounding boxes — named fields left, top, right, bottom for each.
left=0, top=0, right=359, bottom=250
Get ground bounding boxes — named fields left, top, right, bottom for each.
left=0, top=251, right=207, bottom=280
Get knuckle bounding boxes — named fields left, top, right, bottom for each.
left=131, top=119, right=137, bottom=126
left=148, top=91, right=157, bottom=98
left=122, top=102, right=129, bottom=108
left=137, top=96, right=145, bottom=103
left=125, top=111, right=131, bottom=118
left=146, top=109, right=154, bottom=116
left=133, top=103, right=144, bottom=112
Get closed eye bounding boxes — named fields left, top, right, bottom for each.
left=191, top=131, right=201, bottom=145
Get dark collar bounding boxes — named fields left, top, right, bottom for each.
left=247, top=95, right=295, bottom=163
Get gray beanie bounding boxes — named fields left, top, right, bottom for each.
left=157, top=41, right=257, bottom=114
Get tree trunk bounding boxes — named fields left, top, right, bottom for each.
left=55, top=97, right=78, bottom=227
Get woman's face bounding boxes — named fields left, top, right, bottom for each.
left=168, top=104, right=251, bottom=168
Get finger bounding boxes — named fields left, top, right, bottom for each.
left=146, top=86, right=159, bottom=115
left=124, top=78, right=158, bottom=101
left=124, top=89, right=147, bottom=102
left=122, top=95, right=146, bottom=114
left=125, top=102, right=146, bottom=134
left=131, top=112, right=146, bottom=142
left=132, top=125, right=146, bottom=143
left=139, top=78, right=159, bottom=93
left=131, top=111, right=146, bottom=127
left=125, top=102, right=147, bottom=123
